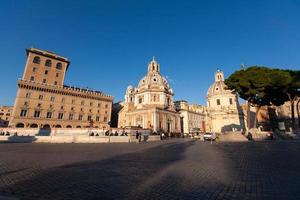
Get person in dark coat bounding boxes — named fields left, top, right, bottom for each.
left=136, top=131, right=139, bottom=140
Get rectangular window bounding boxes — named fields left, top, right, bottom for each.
left=96, top=116, right=100, bottom=121
left=50, top=96, right=55, bottom=102
left=56, top=73, right=59, bottom=77
left=104, top=117, right=107, bottom=122
left=45, top=70, right=48, bottom=75
left=54, top=81, right=57, bottom=85
left=87, top=115, right=92, bottom=121
left=26, top=93, right=31, bottom=98
left=30, top=76, right=34, bottom=81
left=81, top=100, right=84, bottom=106
left=46, top=112, right=52, bottom=119
left=72, top=99, right=75, bottom=104
left=229, top=98, right=233, bottom=105
left=217, top=99, right=221, bottom=105
left=61, top=98, right=65, bottom=103
left=34, top=111, right=40, bottom=118
left=38, top=94, right=43, bottom=100
left=90, top=102, right=93, bottom=106
left=43, top=79, right=46, bottom=83
left=33, top=67, right=36, bottom=72
left=71, top=107, right=74, bottom=111
left=20, top=109, right=27, bottom=117
left=97, top=103, right=101, bottom=107
left=139, top=98, right=142, bottom=104
left=78, top=114, right=83, bottom=120
left=58, top=113, right=64, bottom=119
left=69, top=113, right=73, bottom=120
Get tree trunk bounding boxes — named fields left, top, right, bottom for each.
left=247, top=100, right=251, bottom=130
left=253, top=106, right=261, bottom=129
left=297, top=99, right=300, bottom=131
left=287, top=93, right=296, bottom=132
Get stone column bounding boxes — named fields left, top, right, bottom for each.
left=153, top=111, right=158, bottom=132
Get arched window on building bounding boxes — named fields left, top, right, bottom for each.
left=33, top=56, right=40, bottom=64
left=216, top=99, right=221, bottom=105
left=16, top=123, right=25, bottom=128
left=167, top=97, right=170, bottom=106
left=56, top=63, right=62, bottom=70
left=45, top=59, right=52, bottom=67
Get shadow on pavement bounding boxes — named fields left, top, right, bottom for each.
left=0, top=140, right=194, bottom=200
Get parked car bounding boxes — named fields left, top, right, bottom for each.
left=203, top=132, right=216, bottom=141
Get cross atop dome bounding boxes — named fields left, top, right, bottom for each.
left=148, top=56, right=160, bottom=73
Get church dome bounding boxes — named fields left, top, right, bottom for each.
left=137, top=58, right=172, bottom=93
left=207, top=70, right=233, bottom=97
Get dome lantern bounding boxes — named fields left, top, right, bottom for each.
left=148, top=56, right=160, bottom=73
left=215, top=69, right=224, bottom=82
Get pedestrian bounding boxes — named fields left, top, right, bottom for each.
left=136, top=131, right=139, bottom=141
left=138, top=132, right=142, bottom=143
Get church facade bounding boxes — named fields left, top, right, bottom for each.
left=118, top=58, right=181, bottom=133
left=206, top=70, right=245, bottom=133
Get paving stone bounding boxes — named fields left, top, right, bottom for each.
left=0, top=140, right=300, bottom=199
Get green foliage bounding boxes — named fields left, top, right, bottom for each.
left=225, top=66, right=300, bottom=129
left=225, top=66, right=293, bottom=107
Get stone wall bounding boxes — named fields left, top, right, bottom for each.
left=0, top=134, right=161, bottom=143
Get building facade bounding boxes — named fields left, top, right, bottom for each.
left=175, top=100, right=207, bottom=134
left=0, top=106, right=13, bottom=127
left=118, top=58, right=181, bottom=133
left=206, top=70, right=245, bottom=133
left=9, top=48, right=113, bottom=129
left=276, top=98, right=300, bottom=131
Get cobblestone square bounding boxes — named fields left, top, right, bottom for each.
left=1, top=139, right=300, bottom=200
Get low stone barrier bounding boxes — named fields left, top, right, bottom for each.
left=147, top=135, right=161, bottom=142
left=109, top=136, right=130, bottom=143
left=0, top=135, right=161, bottom=143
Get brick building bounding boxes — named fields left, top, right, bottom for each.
left=9, top=48, right=113, bottom=129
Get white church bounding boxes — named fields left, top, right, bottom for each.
left=117, top=58, right=244, bottom=134
left=206, top=70, right=245, bottom=133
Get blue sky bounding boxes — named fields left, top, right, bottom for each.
left=0, top=0, right=299, bottom=105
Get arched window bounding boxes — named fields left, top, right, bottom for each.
left=43, top=124, right=51, bottom=129
left=56, top=63, right=62, bottom=70
left=30, top=123, right=38, bottom=128
left=33, top=56, right=40, bottom=64
left=45, top=59, right=52, bottom=67
left=167, top=97, right=170, bottom=106
left=16, top=123, right=25, bottom=128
